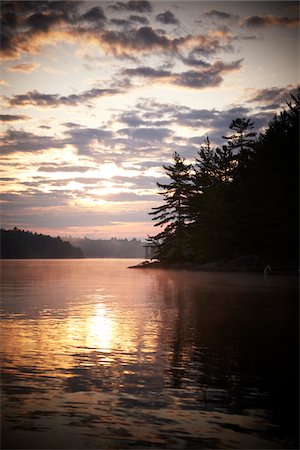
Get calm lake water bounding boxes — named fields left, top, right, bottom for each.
left=1, top=259, right=298, bottom=449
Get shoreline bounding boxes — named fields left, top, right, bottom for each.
left=128, top=259, right=299, bottom=275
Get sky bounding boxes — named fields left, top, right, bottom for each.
left=0, top=0, right=299, bottom=239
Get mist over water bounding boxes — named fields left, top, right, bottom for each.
left=1, top=259, right=298, bottom=449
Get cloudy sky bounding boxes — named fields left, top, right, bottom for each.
left=1, top=1, right=299, bottom=239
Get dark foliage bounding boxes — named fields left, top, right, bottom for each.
left=1, top=228, right=83, bottom=259
left=147, top=152, right=193, bottom=262
left=148, top=90, right=299, bottom=268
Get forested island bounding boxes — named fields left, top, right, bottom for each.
left=1, top=228, right=83, bottom=259
left=139, top=91, right=299, bottom=272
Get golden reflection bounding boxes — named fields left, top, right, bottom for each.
left=1, top=300, right=163, bottom=377
left=86, top=305, right=115, bottom=351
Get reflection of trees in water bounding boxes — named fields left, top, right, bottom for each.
left=148, top=270, right=298, bottom=428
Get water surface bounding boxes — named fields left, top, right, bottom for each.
left=1, top=259, right=298, bottom=449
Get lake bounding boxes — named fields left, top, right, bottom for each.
left=1, top=259, right=298, bottom=449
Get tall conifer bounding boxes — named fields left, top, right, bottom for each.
left=148, top=152, right=193, bottom=262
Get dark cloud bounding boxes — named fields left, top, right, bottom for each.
left=0, top=177, right=17, bottom=182
left=181, top=56, right=211, bottom=68
left=242, top=15, right=299, bottom=28
left=0, top=192, right=70, bottom=210
left=123, top=66, right=171, bottom=78
left=80, top=6, right=106, bottom=23
left=247, top=86, right=296, bottom=109
left=102, top=192, right=157, bottom=202
left=109, top=1, right=152, bottom=13
left=110, top=18, right=130, bottom=27
left=38, top=165, right=94, bottom=173
left=116, top=111, right=148, bottom=127
left=203, top=10, right=239, bottom=21
left=118, top=127, right=172, bottom=142
left=122, top=59, right=243, bottom=89
left=0, top=114, right=30, bottom=122
left=63, top=122, right=83, bottom=128
left=66, top=127, right=114, bottom=155
left=156, top=11, right=179, bottom=25
left=97, top=26, right=192, bottom=56
left=0, top=1, right=91, bottom=59
left=1, top=1, right=234, bottom=61
left=129, top=15, right=149, bottom=25
left=5, top=88, right=121, bottom=108
left=26, top=12, right=62, bottom=31
left=0, top=129, right=65, bottom=154
left=174, top=59, right=243, bottom=88
left=190, top=32, right=234, bottom=56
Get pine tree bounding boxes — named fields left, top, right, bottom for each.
left=222, top=118, right=256, bottom=180
left=148, top=152, right=193, bottom=262
left=189, top=138, right=236, bottom=261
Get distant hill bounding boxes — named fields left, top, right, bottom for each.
left=1, top=228, right=83, bottom=259
left=66, top=237, right=146, bottom=258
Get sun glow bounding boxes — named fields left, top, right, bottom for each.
left=87, top=305, right=115, bottom=351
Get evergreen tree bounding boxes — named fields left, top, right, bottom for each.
left=189, top=138, right=236, bottom=261
left=148, top=152, right=193, bottom=262
left=237, top=90, right=299, bottom=262
left=147, top=90, right=298, bottom=268
left=222, top=118, right=257, bottom=180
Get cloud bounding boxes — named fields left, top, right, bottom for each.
left=129, top=15, right=149, bottom=25
left=109, top=1, right=152, bottom=13
left=0, top=79, right=9, bottom=87
left=176, top=59, right=243, bottom=88
left=26, top=12, right=63, bottom=32
left=38, top=164, right=94, bottom=173
left=246, top=86, right=296, bottom=109
left=122, top=59, right=243, bottom=89
left=0, top=1, right=88, bottom=60
left=203, top=10, right=239, bottom=21
left=110, top=18, right=131, bottom=27
left=1, top=1, right=235, bottom=62
left=102, top=192, right=157, bottom=202
left=0, top=129, right=65, bottom=154
left=4, top=87, right=121, bottom=108
left=123, top=66, right=171, bottom=79
left=156, top=11, right=180, bottom=25
left=180, top=56, right=211, bottom=68
left=66, top=127, right=114, bottom=154
left=242, top=15, right=299, bottom=28
left=7, top=62, right=40, bottom=72
left=0, top=114, right=30, bottom=122
left=190, top=30, right=234, bottom=56
left=118, top=127, right=172, bottom=142
left=98, top=26, right=185, bottom=55
left=116, top=111, right=148, bottom=127
left=80, top=6, right=106, bottom=23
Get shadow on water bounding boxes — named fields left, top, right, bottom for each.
left=1, top=260, right=299, bottom=449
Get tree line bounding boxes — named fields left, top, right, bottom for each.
left=67, top=237, right=145, bottom=258
left=1, top=228, right=83, bottom=259
left=147, top=91, right=299, bottom=268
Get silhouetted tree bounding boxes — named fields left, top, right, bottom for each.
left=188, top=138, right=236, bottom=261
left=235, top=90, right=299, bottom=262
left=148, top=90, right=298, bottom=268
left=148, top=152, right=193, bottom=262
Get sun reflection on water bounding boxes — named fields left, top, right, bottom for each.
left=87, top=304, right=115, bottom=351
